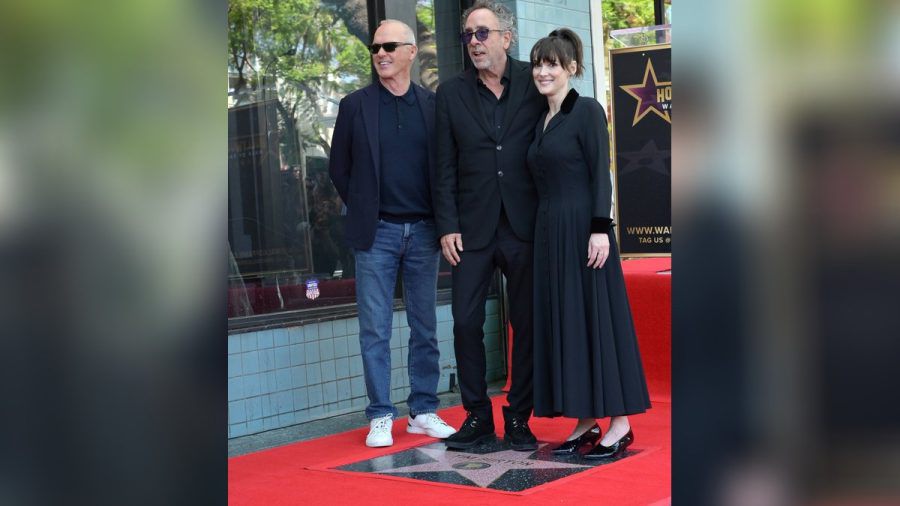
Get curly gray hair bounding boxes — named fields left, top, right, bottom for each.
left=461, top=0, right=517, bottom=47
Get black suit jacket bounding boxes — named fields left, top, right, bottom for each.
left=433, top=57, right=546, bottom=250
left=328, top=82, right=437, bottom=250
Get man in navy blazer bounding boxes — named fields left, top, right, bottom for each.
left=329, top=19, right=456, bottom=448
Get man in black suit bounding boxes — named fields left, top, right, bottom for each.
left=434, top=1, right=545, bottom=451
left=329, top=20, right=457, bottom=448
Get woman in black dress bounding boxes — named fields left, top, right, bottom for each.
left=527, top=28, right=651, bottom=459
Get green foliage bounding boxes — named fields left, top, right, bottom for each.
left=229, top=0, right=370, bottom=88
left=335, top=41, right=371, bottom=88
left=228, top=0, right=371, bottom=153
left=602, top=0, right=656, bottom=32
left=602, top=0, right=656, bottom=47
left=417, top=0, right=435, bottom=30
left=598, top=1, right=657, bottom=111
left=416, top=0, right=439, bottom=90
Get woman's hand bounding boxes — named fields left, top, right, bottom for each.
left=587, top=233, right=610, bottom=269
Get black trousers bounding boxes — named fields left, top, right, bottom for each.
left=452, top=210, right=534, bottom=422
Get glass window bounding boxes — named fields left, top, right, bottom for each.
left=415, top=0, right=440, bottom=90
left=228, top=1, right=372, bottom=319
left=227, top=0, right=465, bottom=323
left=413, top=0, right=456, bottom=292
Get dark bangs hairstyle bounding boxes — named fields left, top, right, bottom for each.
left=530, top=27, right=584, bottom=78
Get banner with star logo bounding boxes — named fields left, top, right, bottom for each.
left=610, top=44, right=671, bottom=256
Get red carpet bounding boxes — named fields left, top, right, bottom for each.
left=622, top=257, right=671, bottom=402
left=229, top=401, right=670, bottom=505
left=229, top=258, right=670, bottom=505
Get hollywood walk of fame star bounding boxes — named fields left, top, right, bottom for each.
left=617, top=140, right=671, bottom=177
left=335, top=440, right=642, bottom=492
left=620, top=59, right=672, bottom=126
left=375, top=444, right=590, bottom=488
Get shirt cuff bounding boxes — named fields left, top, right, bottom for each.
left=590, top=217, right=612, bottom=234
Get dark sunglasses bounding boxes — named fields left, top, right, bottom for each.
left=368, top=42, right=413, bottom=54
left=459, top=28, right=504, bottom=45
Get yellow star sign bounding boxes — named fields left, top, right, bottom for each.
left=620, top=59, right=672, bottom=126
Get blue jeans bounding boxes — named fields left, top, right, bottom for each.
left=354, top=219, right=441, bottom=420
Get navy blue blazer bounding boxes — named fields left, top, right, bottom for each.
left=328, top=82, right=437, bottom=250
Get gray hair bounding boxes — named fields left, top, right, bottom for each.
left=461, top=1, right=517, bottom=47
left=378, top=19, right=416, bottom=45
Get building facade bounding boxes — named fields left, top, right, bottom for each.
left=227, top=0, right=659, bottom=438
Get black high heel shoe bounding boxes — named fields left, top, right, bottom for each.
left=551, top=424, right=601, bottom=455
left=583, top=429, right=633, bottom=460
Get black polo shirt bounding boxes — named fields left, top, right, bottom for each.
left=377, top=82, right=432, bottom=223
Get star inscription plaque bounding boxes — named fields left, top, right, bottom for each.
left=334, top=439, right=639, bottom=492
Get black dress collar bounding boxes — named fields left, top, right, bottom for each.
left=561, top=88, right=579, bottom=114
left=538, top=88, right=580, bottom=139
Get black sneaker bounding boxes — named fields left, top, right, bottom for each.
left=503, top=409, right=538, bottom=451
left=443, top=412, right=495, bottom=449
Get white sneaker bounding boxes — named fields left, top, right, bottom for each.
left=366, top=415, right=394, bottom=447
left=407, top=412, right=457, bottom=438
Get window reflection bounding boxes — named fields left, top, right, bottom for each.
left=226, top=0, right=462, bottom=320
left=227, top=2, right=370, bottom=317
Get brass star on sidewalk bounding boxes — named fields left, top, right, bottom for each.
left=376, top=445, right=589, bottom=488
left=620, top=59, right=672, bottom=126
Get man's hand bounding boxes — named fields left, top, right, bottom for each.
left=440, top=233, right=464, bottom=266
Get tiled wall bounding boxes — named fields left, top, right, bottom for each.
left=228, top=300, right=502, bottom=438
left=511, top=0, right=596, bottom=97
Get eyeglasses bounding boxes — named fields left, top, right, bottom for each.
left=459, top=28, right=505, bottom=45
left=368, top=42, right=413, bottom=54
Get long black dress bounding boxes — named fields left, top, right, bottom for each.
left=527, top=89, right=651, bottom=419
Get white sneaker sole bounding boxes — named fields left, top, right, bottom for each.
left=407, top=424, right=456, bottom=439
left=366, top=438, right=393, bottom=447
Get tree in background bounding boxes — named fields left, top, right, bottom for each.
left=228, top=0, right=370, bottom=160
left=416, top=0, right=439, bottom=90
left=600, top=0, right=657, bottom=109
left=602, top=0, right=656, bottom=49
left=228, top=0, right=441, bottom=155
